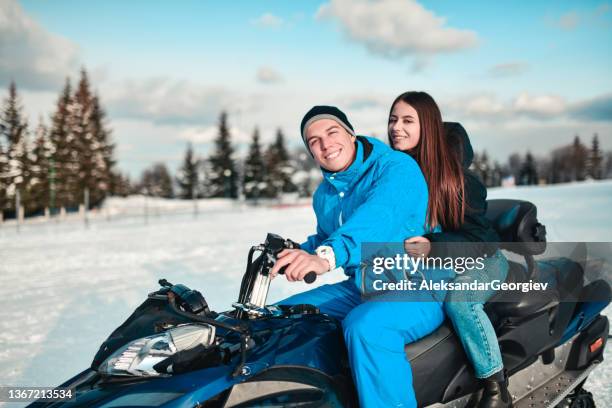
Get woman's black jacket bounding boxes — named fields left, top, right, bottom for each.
left=421, top=122, right=500, bottom=258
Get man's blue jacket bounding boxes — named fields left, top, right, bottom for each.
left=301, top=136, right=429, bottom=285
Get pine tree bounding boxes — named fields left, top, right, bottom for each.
left=208, top=112, right=237, bottom=198
left=507, top=153, right=522, bottom=183
left=550, top=155, right=561, bottom=184
left=480, top=151, right=491, bottom=186
left=470, top=150, right=491, bottom=186
left=176, top=143, right=199, bottom=199
left=70, top=69, right=114, bottom=208
left=72, top=69, right=97, bottom=207
left=28, top=118, right=52, bottom=213
left=491, top=161, right=503, bottom=187
left=0, top=130, right=7, bottom=214
left=588, top=134, right=603, bottom=179
left=572, top=135, right=587, bottom=181
left=519, top=152, right=538, bottom=185
left=293, top=147, right=319, bottom=197
left=118, top=173, right=132, bottom=197
left=153, top=163, right=173, bottom=198
left=264, top=128, right=297, bottom=197
left=49, top=78, right=76, bottom=210
left=243, top=128, right=266, bottom=200
left=199, top=158, right=216, bottom=198
left=45, top=70, right=116, bottom=211
left=469, top=152, right=480, bottom=177
left=140, top=163, right=173, bottom=198
left=109, top=170, right=131, bottom=197
left=0, top=81, right=30, bottom=214
left=90, top=94, right=114, bottom=202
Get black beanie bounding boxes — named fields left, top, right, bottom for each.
left=300, top=105, right=355, bottom=150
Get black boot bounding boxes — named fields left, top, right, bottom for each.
left=477, top=371, right=512, bottom=408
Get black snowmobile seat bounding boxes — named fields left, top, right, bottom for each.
left=484, top=199, right=559, bottom=317
left=485, top=199, right=547, bottom=256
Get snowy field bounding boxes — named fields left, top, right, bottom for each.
left=1, top=180, right=611, bottom=406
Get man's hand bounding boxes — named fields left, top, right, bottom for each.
left=269, top=249, right=330, bottom=282
left=404, top=236, right=431, bottom=257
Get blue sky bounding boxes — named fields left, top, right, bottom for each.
left=2, top=0, right=611, bottom=177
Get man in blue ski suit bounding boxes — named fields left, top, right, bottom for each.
left=270, top=106, right=444, bottom=407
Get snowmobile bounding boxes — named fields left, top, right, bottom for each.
left=29, top=199, right=610, bottom=408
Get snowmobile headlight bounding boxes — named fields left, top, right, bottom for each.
left=98, top=324, right=216, bottom=377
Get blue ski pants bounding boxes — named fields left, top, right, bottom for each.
left=278, top=278, right=444, bottom=407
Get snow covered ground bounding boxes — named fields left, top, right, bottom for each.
left=1, top=180, right=611, bottom=406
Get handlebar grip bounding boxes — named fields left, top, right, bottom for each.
left=278, top=268, right=316, bottom=284
left=304, top=271, right=317, bottom=284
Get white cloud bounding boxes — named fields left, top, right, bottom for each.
left=410, top=57, right=432, bottom=73
left=316, top=0, right=478, bottom=58
left=178, top=126, right=218, bottom=144
left=557, top=11, right=580, bottom=30
left=252, top=13, right=284, bottom=28
left=256, top=66, right=284, bottom=84
left=551, top=5, right=610, bottom=31
left=488, top=62, right=529, bottom=78
left=104, top=77, right=244, bottom=125
left=100, top=78, right=313, bottom=147
left=513, top=92, right=567, bottom=118
left=337, top=94, right=389, bottom=111
left=446, top=93, right=568, bottom=121
left=0, top=0, right=80, bottom=90
left=178, top=125, right=251, bottom=144
left=462, top=95, right=507, bottom=118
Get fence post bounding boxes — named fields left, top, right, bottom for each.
left=144, top=194, right=149, bottom=225
left=84, top=188, right=89, bottom=228
left=15, top=190, right=21, bottom=233
left=105, top=193, right=111, bottom=222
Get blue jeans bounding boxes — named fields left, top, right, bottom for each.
left=279, top=278, right=444, bottom=408
left=444, top=250, right=509, bottom=378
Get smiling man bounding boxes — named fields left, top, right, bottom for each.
left=271, top=105, right=445, bottom=407
left=271, top=105, right=428, bottom=282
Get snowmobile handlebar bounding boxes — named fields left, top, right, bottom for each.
left=236, top=233, right=317, bottom=319
left=274, top=234, right=317, bottom=284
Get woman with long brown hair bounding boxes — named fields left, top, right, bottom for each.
left=389, top=91, right=512, bottom=408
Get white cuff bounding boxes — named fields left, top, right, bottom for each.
left=315, top=245, right=336, bottom=271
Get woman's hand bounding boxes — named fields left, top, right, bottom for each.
left=269, top=249, right=330, bottom=282
left=404, top=236, right=431, bottom=257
